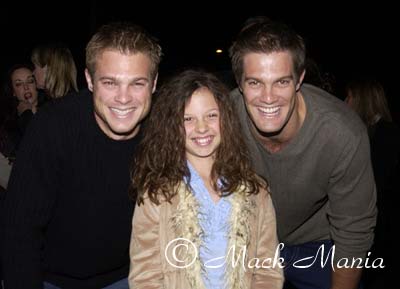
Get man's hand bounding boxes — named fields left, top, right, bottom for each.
left=331, top=267, right=362, bottom=289
left=17, top=100, right=36, bottom=115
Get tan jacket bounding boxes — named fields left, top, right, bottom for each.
left=129, top=183, right=283, bottom=289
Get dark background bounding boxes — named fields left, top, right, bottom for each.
left=1, top=2, right=398, bottom=121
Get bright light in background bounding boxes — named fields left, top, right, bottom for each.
left=215, top=49, right=223, bottom=54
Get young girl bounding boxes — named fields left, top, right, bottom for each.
left=129, top=70, right=283, bottom=289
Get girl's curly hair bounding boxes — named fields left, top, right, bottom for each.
left=132, top=69, right=265, bottom=205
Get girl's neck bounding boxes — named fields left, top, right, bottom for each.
left=189, top=158, right=212, bottom=179
left=188, top=157, right=221, bottom=203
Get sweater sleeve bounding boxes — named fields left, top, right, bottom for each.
left=327, top=128, right=377, bottom=262
left=2, top=111, right=60, bottom=289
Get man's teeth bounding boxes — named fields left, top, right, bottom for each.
left=110, top=108, right=134, bottom=116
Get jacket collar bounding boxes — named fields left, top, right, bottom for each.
left=171, top=182, right=255, bottom=289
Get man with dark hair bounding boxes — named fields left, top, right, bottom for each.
left=230, top=18, right=376, bottom=289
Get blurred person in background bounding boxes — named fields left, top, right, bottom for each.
left=31, top=42, right=79, bottom=99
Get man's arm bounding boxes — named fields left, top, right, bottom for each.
left=2, top=112, right=59, bottom=289
left=327, top=127, right=377, bottom=288
left=331, top=267, right=362, bottom=289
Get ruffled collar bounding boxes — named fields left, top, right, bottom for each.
left=170, top=180, right=256, bottom=289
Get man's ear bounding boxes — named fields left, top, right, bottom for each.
left=152, top=73, right=158, bottom=93
left=85, top=69, right=94, bottom=92
left=296, top=70, right=306, bottom=91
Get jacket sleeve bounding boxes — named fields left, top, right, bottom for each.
left=327, top=128, right=377, bottom=262
left=251, top=189, right=284, bottom=288
left=129, top=198, right=164, bottom=289
left=2, top=112, right=59, bottom=289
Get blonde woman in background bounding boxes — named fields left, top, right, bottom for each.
left=31, top=42, right=79, bottom=99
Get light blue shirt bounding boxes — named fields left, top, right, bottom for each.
left=186, top=162, right=232, bottom=289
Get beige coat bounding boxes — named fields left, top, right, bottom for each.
left=129, top=183, right=283, bottom=289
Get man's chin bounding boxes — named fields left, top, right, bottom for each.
left=255, top=122, right=285, bottom=137
left=109, top=125, right=140, bottom=140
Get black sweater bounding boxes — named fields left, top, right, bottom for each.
left=2, top=90, right=139, bottom=289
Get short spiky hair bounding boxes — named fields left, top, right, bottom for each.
left=230, top=17, right=306, bottom=85
left=86, top=22, right=162, bottom=80
left=133, top=69, right=265, bottom=205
